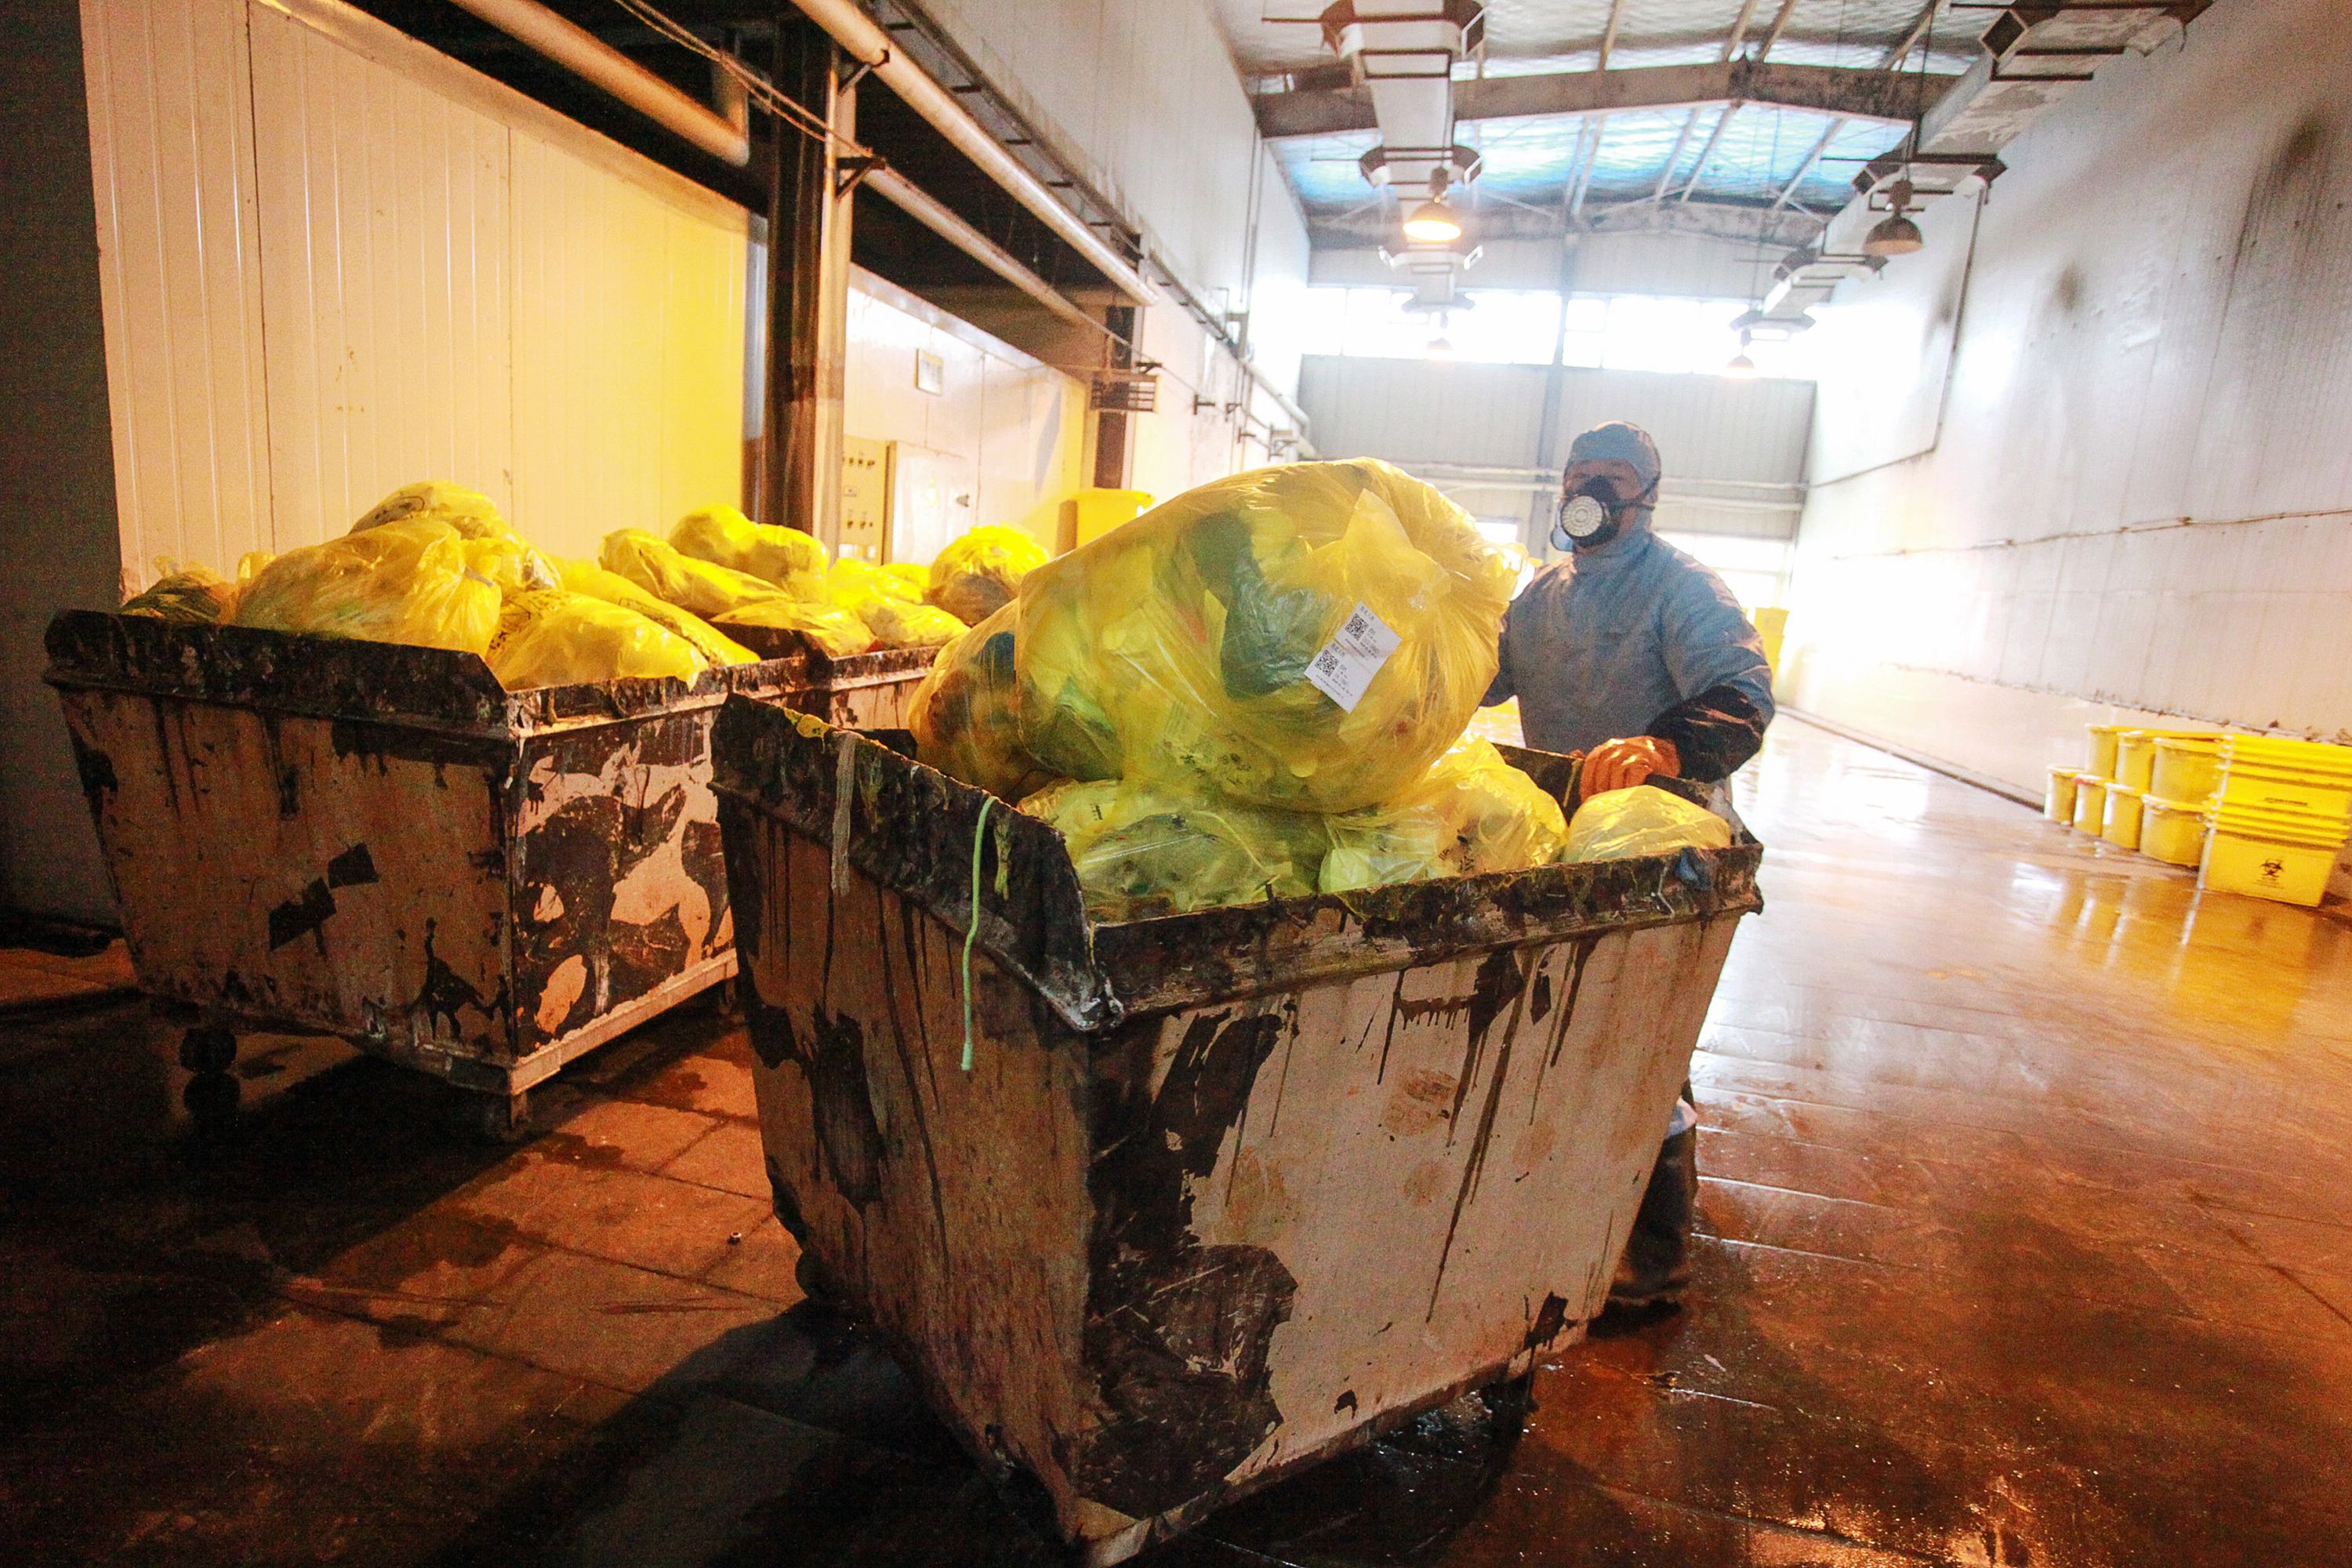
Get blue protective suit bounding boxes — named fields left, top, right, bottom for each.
left=1483, top=527, right=1775, bottom=780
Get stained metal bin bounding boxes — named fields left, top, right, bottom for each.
left=46, top=610, right=803, bottom=1134
left=719, top=626, right=939, bottom=729
left=711, top=696, right=1763, bottom=1564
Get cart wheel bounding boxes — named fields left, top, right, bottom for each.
left=178, top=1025, right=237, bottom=1075
left=447, top=1088, right=533, bottom=1145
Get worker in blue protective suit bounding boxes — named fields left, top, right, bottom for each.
left=1483, top=420, right=1775, bottom=1316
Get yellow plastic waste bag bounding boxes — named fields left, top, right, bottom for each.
left=1321, top=739, right=1568, bottom=893
left=1016, top=458, right=1517, bottom=814
left=1563, top=784, right=1733, bottom=862
left=714, top=597, right=876, bottom=659
left=928, top=524, right=1048, bottom=625
left=461, top=533, right=560, bottom=597
left=122, top=561, right=237, bottom=624
left=554, top=558, right=758, bottom=666
left=883, top=561, right=931, bottom=601
left=234, top=520, right=501, bottom=655
left=600, top=529, right=786, bottom=620
left=1021, top=777, right=1327, bottom=922
left=829, top=561, right=965, bottom=649
left=485, top=590, right=706, bottom=690
left=829, top=557, right=924, bottom=605
left=909, top=604, right=1054, bottom=800
left=350, top=480, right=509, bottom=540
left=669, top=505, right=828, bottom=597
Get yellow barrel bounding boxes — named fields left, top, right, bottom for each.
left=2150, top=735, right=2223, bottom=804
left=2072, top=776, right=2108, bottom=835
left=2113, top=731, right=2159, bottom=792
left=2102, top=782, right=2145, bottom=851
left=2140, top=796, right=2210, bottom=867
left=2046, top=767, right=2084, bottom=824
left=2085, top=724, right=2127, bottom=778
left=2199, top=800, right=2349, bottom=907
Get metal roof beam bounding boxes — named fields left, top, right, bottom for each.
left=1256, top=59, right=1931, bottom=140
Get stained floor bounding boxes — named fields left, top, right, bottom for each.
left=2, top=715, right=2349, bottom=1566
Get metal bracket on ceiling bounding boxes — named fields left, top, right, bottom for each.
left=836, top=154, right=884, bottom=198
left=838, top=51, right=886, bottom=96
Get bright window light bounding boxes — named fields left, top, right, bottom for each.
left=1300, top=287, right=1814, bottom=379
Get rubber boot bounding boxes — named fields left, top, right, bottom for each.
left=1608, top=1123, right=1697, bottom=1311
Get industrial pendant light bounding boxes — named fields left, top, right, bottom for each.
left=1723, top=329, right=1759, bottom=379
left=1864, top=178, right=1925, bottom=257
left=1403, top=197, right=1462, bottom=243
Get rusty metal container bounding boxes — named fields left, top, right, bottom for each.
left=718, top=625, right=938, bottom=730
left=711, top=697, right=1763, bottom=1564
left=45, top=611, right=804, bottom=1132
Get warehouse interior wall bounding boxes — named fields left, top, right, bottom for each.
left=1784, top=0, right=2352, bottom=800
left=0, top=0, right=124, bottom=924
left=916, top=0, right=1313, bottom=495
left=78, top=0, right=749, bottom=583
left=840, top=267, right=1085, bottom=562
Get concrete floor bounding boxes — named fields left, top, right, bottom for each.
left=2, top=715, right=2348, bottom=1566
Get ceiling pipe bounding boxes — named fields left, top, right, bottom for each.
left=443, top=0, right=750, bottom=165
left=782, top=0, right=1156, bottom=305
left=864, top=168, right=1102, bottom=334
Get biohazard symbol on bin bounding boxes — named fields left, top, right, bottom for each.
left=2260, top=858, right=2286, bottom=884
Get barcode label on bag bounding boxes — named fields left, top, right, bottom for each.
left=1303, top=603, right=1402, bottom=713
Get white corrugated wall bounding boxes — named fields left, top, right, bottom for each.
left=81, top=0, right=750, bottom=585
left=1786, top=0, right=2352, bottom=800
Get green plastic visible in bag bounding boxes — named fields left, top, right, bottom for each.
left=234, top=520, right=502, bottom=655
left=670, top=505, right=829, bottom=598
left=350, top=480, right=509, bottom=540
left=714, top=597, right=876, bottom=659
left=600, top=528, right=787, bottom=620
left=1015, top=459, right=1517, bottom=814
left=486, top=590, right=707, bottom=690
left=928, top=524, right=1048, bottom=626
left=554, top=557, right=758, bottom=666
left=1020, top=776, right=1327, bottom=922
left=909, top=604, right=1054, bottom=800
left=1321, top=739, right=1568, bottom=893
left=122, top=561, right=237, bottom=624
left=1563, top=784, right=1733, bottom=862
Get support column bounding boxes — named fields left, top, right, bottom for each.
left=760, top=20, right=856, bottom=545
left=1091, top=303, right=1138, bottom=489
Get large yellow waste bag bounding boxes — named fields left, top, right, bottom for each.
left=122, top=561, right=238, bottom=624
left=928, top=524, right=1048, bottom=625
left=883, top=560, right=931, bottom=601
left=830, top=557, right=924, bottom=605
left=460, top=534, right=560, bottom=597
left=714, top=597, right=877, bottom=659
left=485, top=590, right=706, bottom=690
left=553, top=558, right=758, bottom=666
left=350, top=480, right=509, bottom=540
left=909, top=605, right=1054, bottom=800
left=1321, top=739, right=1568, bottom=893
left=234, top=520, right=501, bottom=655
left=829, top=560, right=965, bottom=649
left=1020, top=777, right=1327, bottom=921
left=600, top=529, right=786, bottom=620
left=669, top=505, right=828, bottom=597
left=1563, top=784, right=1733, bottom=862
left=1016, top=459, right=1517, bottom=814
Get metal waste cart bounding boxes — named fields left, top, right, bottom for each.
left=717, top=626, right=939, bottom=730
left=712, top=698, right=1763, bottom=1563
left=46, top=611, right=802, bottom=1134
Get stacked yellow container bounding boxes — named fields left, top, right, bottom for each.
left=2140, top=731, right=2225, bottom=866
left=2201, top=736, right=2352, bottom=906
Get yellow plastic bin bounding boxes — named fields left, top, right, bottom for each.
left=2220, top=735, right=2352, bottom=818
left=2046, top=767, right=2085, bottom=824
left=2072, top=776, right=2109, bottom=835
left=2140, top=796, right=2211, bottom=867
left=2113, top=731, right=2159, bottom=792
left=2086, top=724, right=2127, bottom=779
left=2200, top=801, right=2350, bottom=908
left=2103, top=782, right=2146, bottom=851
left=2151, top=735, right=2223, bottom=805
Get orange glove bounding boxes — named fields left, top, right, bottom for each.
left=1580, top=735, right=1680, bottom=800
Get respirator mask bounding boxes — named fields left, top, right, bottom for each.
left=1549, top=476, right=1650, bottom=552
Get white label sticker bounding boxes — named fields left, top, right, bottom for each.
left=1302, top=603, right=1402, bottom=713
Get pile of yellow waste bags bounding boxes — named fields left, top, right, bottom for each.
left=907, top=458, right=1730, bottom=920
left=117, top=479, right=1049, bottom=690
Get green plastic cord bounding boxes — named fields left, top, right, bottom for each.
left=961, top=797, right=996, bottom=1073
